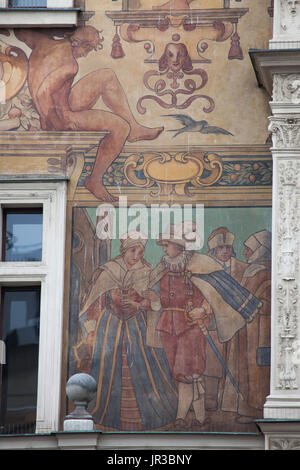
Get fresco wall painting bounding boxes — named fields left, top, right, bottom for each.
left=0, top=0, right=273, bottom=433
left=67, top=202, right=272, bottom=433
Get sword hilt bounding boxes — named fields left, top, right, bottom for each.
left=185, top=301, right=209, bottom=332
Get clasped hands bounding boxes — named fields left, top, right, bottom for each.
left=120, top=289, right=159, bottom=311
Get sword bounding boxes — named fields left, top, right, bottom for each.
left=186, top=304, right=244, bottom=400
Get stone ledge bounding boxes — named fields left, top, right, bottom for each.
left=0, top=431, right=265, bottom=450
left=256, top=419, right=300, bottom=450
left=0, top=8, right=80, bottom=27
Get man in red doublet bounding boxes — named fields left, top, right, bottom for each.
left=158, top=268, right=209, bottom=385
left=154, top=225, right=212, bottom=430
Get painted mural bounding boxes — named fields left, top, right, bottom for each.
left=68, top=206, right=271, bottom=432
left=0, top=0, right=273, bottom=432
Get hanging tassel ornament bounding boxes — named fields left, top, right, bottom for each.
left=228, top=23, right=243, bottom=60
left=111, top=27, right=125, bottom=59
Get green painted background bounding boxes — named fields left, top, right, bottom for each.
left=85, top=206, right=272, bottom=266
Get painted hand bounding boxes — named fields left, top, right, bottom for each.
left=141, top=289, right=159, bottom=302
left=121, top=298, right=140, bottom=310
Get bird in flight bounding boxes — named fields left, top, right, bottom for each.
left=164, top=114, right=234, bottom=138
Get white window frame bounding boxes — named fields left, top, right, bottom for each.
left=0, top=1, right=73, bottom=7
left=0, top=180, right=67, bottom=434
left=0, top=1, right=78, bottom=27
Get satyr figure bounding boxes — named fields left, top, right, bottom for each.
left=15, top=26, right=163, bottom=202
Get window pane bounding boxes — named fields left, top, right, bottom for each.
left=0, top=288, right=40, bottom=434
left=10, top=1, right=47, bottom=6
left=3, top=210, right=43, bottom=262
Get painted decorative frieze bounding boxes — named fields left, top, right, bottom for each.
left=106, top=3, right=248, bottom=114
left=123, top=151, right=223, bottom=196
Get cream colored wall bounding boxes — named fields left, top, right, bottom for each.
left=2, top=0, right=272, bottom=146
left=80, top=0, right=272, bottom=147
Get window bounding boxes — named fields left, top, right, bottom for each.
left=9, top=1, right=47, bottom=6
left=0, top=181, right=67, bottom=434
left=0, top=287, right=40, bottom=434
left=5, top=1, right=74, bottom=7
left=2, top=209, right=43, bottom=262
left=0, top=208, right=43, bottom=434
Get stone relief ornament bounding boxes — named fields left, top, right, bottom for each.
left=273, top=74, right=300, bottom=103
left=270, top=438, right=300, bottom=450
left=277, top=281, right=298, bottom=390
left=280, top=0, right=300, bottom=34
left=268, top=117, right=300, bottom=148
left=276, top=160, right=300, bottom=390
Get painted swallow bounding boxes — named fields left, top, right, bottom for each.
left=164, top=114, right=234, bottom=138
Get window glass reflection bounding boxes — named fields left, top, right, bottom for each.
left=0, top=288, right=40, bottom=434
left=11, top=1, right=47, bottom=7
left=4, top=210, right=43, bottom=262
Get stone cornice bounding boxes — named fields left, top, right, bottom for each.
left=249, top=48, right=300, bottom=97
left=0, top=8, right=80, bottom=27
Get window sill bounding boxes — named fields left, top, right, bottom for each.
left=0, top=7, right=80, bottom=27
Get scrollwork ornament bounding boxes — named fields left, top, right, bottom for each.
left=123, top=151, right=223, bottom=196
left=137, top=67, right=215, bottom=115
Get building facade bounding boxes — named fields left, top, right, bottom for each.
left=0, top=0, right=299, bottom=451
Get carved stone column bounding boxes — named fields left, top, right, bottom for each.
left=265, top=102, right=300, bottom=419
left=250, top=0, right=300, bottom=449
left=264, top=1, right=300, bottom=421
left=254, top=71, right=300, bottom=451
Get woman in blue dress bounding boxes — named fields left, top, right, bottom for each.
left=73, top=233, right=178, bottom=431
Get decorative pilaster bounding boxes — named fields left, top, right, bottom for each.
left=264, top=78, right=300, bottom=420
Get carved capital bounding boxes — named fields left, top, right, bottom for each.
left=268, top=117, right=300, bottom=148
